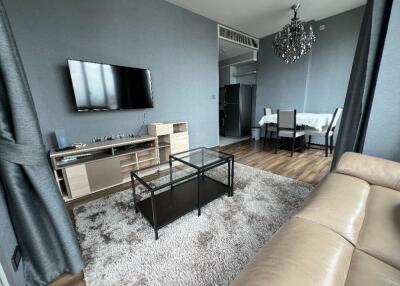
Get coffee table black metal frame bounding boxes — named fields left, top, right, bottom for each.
left=130, top=147, right=234, bottom=240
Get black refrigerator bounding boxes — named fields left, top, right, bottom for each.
left=220, top=84, right=252, bottom=137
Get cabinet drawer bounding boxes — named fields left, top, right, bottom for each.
left=86, top=158, right=122, bottom=191
left=171, top=144, right=189, bottom=154
left=169, top=132, right=189, bottom=141
left=65, top=165, right=90, bottom=198
left=169, top=132, right=189, bottom=154
left=148, top=123, right=173, bottom=136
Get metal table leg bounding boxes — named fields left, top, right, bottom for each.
left=169, top=156, right=173, bottom=190
left=150, top=190, right=158, bottom=240
left=130, top=172, right=138, bottom=213
left=201, top=148, right=205, bottom=176
left=231, top=157, right=235, bottom=196
left=197, top=171, right=201, bottom=216
left=228, top=159, right=231, bottom=197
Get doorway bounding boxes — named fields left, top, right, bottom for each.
left=218, top=36, right=258, bottom=146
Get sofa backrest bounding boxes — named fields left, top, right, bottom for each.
left=335, top=152, right=400, bottom=192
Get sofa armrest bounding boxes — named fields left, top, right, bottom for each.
left=335, top=152, right=400, bottom=191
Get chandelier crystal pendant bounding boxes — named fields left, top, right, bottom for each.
left=272, top=3, right=316, bottom=64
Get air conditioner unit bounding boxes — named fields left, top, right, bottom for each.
left=218, top=24, right=259, bottom=51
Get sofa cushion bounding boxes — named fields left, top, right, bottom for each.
left=296, top=173, right=369, bottom=244
left=231, top=218, right=354, bottom=286
left=357, top=185, right=400, bottom=270
left=345, top=250, right=400, bottom=286
left=336, top=152, right=400, bottom=192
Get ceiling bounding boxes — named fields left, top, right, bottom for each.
left=218, top=39, right=254, bottom=61
left=165, top=0, right=366, bottom=38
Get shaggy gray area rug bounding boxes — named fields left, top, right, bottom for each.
left=74, top=163, right=313, bottom=286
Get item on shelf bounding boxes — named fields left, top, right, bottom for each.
left=146, top=141, right=156, bottom=148
left=61, top=153, right=93, bottom=163
left=61, top=156, right=77, bottom=163
left=92, top=132, right=136, bottom=143
left=54, top=129, right=71, bottom=149
left=72, top=142, right=87, bottom=148
left=54, top=145, right=76, bottom=152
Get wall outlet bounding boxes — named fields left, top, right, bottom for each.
left=319, top=25, right=326, bottom=31
left=11, top=246, right=21, bottom=272
left=211, top=94, right=216, bottom=100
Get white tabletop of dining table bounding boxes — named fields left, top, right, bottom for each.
left=259, top=113, right=333, bottom=132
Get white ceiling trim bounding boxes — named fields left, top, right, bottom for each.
left=165, top=0, right=366, bottom=38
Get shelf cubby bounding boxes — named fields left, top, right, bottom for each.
left=173, top=122, right=188, bottom=133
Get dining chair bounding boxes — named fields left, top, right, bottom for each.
left=304, top=107, right=343, bottom=157
left=275, top=109, right=305, bottom=157
left=263, top=107, right=277, bottom=145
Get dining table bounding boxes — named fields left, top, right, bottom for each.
left=259, top=113, right=333, bottom=132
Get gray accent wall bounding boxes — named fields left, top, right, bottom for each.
left=256, top=38, right=310, bottom=116
left=255, top=7, right=364, bottom=144
left=363, top=0, right=400, bottom=161
left=306, top=8, right=365, bottom=114
left=3, top=0, right=219, bottom=149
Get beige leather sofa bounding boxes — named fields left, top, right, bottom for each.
left=232, top=152, right=400, bottom=286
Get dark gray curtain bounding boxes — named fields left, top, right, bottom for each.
left=332, top=0, right=393, bottom=168
left=0, top=1, right=84, bottom=286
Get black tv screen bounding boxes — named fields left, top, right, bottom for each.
left=68, top=59, right=153, bottom=111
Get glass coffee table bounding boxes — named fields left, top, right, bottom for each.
left=131, top=147, right=234, bottom=240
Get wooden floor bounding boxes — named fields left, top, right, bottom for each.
left=216, top=139, right=332, bottom=186
left=49, top=139, right=332, bottom=286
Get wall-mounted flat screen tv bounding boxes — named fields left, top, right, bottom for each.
left=68, top=59, right=154, bottom=111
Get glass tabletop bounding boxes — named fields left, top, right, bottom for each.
left=131, top=161, right=197, bottom=191
left=170, top=147, right=232, bottom=169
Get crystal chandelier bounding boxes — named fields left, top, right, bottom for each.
left=272, top=4, right=316, bottom=64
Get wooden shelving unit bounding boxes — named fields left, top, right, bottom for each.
left=148, top=121, right=189, bottom=164
left=50, top=123, right=189, bottom=203
left=49, top=135, right=162, bottom=202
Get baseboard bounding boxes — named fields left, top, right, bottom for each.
left=309, top=143, right=336, bottom=148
